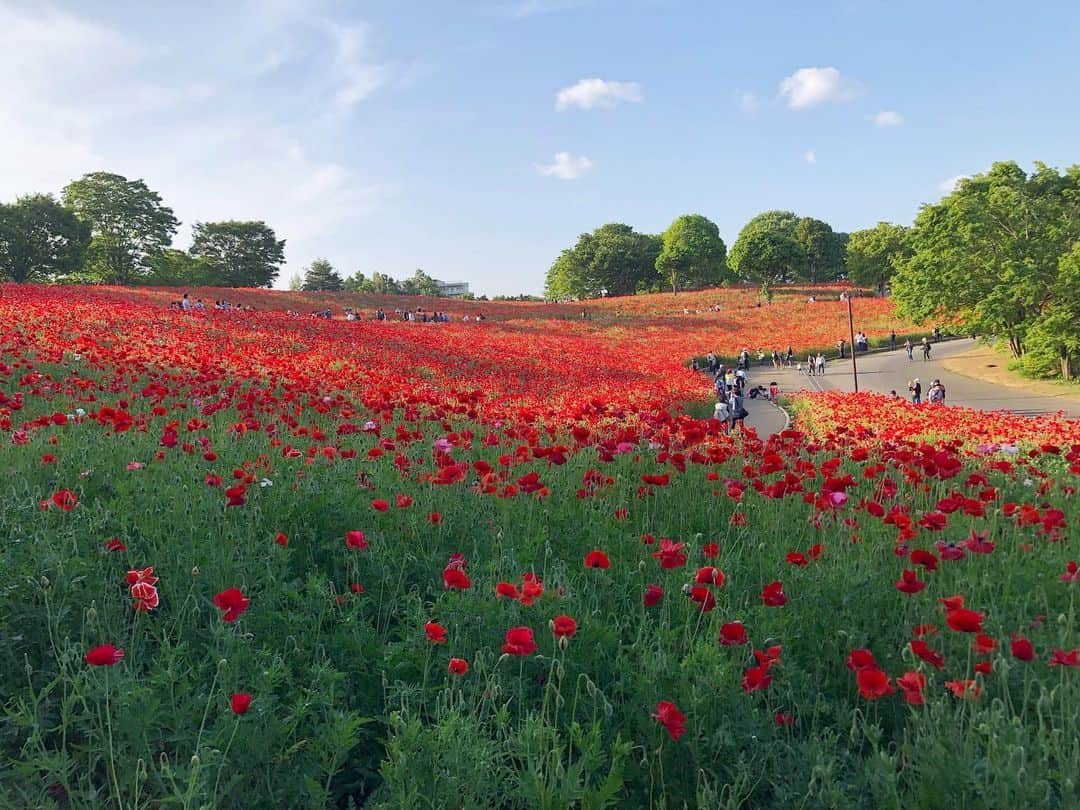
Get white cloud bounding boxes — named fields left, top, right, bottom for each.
left=779, top=67, right=862, bottom=109
left=555, top=78, right=643, bottom=111
left=804, top=150, right=817, bottom=164
left=323, top=21, right=392, bottom=111
left=874, top=110, right=904, bottom=127
left=537, top=152, right=593, bottom=180
left=939, top=175, right=967, bottom=192
left=736, top=90, right=761, bottom=115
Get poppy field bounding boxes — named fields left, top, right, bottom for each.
left=1, top=282, right=1078, bottom=808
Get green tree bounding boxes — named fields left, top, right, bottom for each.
left=728, top=210, right=807, bottom=287
left=401, top=268, right=441, bottom=297
left=892, top=161, right=1080, bottom=358
left=655, top=214, right=727, bottom=294
left=302, top=258, right=344, bottom=291
left=845, top=222, right=911, bottom=294
left=62, top=172, right=178, bottom=284
left=146, top=249, right=215, bottom=287
left=1020, top=241, right=1080, bottom=379
left=0, top=194, right=90, bottom=282
left=793, top=217, right=844, bottom=282
left=190, top=221, right=285, bottom=288
left=288, top=272, right=303, bottom=291
left=544, top=224, right=661, bottom=299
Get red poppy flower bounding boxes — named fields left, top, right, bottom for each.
left=225, top=483, right=246, bottom=507
left=694, top=566, right=725, bottom=587
left=785, top=552, right=809, bottom=567
left=688, top=586, right=716, bottom=612
left=896, top=671, right=926, bottom=705
left=909, top=640, right=946, bottom=670
left=584, top=550, right=611, bottom=569
left=442, top=567, right=472, bottom=590
left=945, top=679, right=981, bottom=699
left=974, top=661, right=993, bottom=674
left=846, top=649, right=877, bottom=672
left=519, top=573, right=544, bottom=606
left=350, top=582, right=364, bottom=594
left=651, top=539, right=687, bottom=569
left=85, top=644, right=124, bottom=666
left=449, top=658, right=469, bottom=675
left=371, top=499, right=389, bottom=512
left=895, top=569, right=927, bottom=594
left=428, top=512, right=443, bottom=525
left=230, top=693, right=252, bottom=715
left=972, top=634, right=996, bottom=655
left=345, top=530, right=367, bottom=550
left=396, top=494, right=412, bottom=508
left=551, top=615, right=577, bottom=638
left=1048, top=648, right=1080, bottom=668
left=759, top=581, right=788, bottom=607
left=651, top=701, right=686, bottom=741
left=495, top=582, right=521, bottom=600
left=213, top=587, right=251, bottom=622
left=275, top=532, right=289, bottom=547
left=702, top=543, right=719, bottom=558
left=130, top=581, right=159, bottom=612
left=741, top=664, right=773, bottom=693
left=909, top=549, right=939, bottom=571
left=1010, top=635, right=1035, bottom=661
left=774, top=712, right=795, bottom=725
left=502, top=626, right=537, bottom=656
left=719, top=621, right=747, bottom=646
left=945, top=608, right=985, bottom=634
left=939, top=594, right=965, bottom=611
left=856, top=667, right=894, bottom=701
left=425, top=623, right=447, bottom=643
left=103, top=538, right=127, bottom=552
left=51, top=489, right=78, bottom=511
left=643, top=584, right=664, bottom=608
left=1061, top=561, right=1079, bottom=583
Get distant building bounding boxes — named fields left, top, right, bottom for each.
left=435, top=280, right=470, bottom=297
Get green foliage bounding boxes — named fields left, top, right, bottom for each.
left=1020, top=241, right=1080, bottom=379
left=145, top=249, right=216, bottom=287
left=793, top=217, right=845, bottom=283
left=728, top=210, right=807, bottom=286
left=0, top=194, right=90, bottom=283
left=892, top=161, right=1080, bottom=362
left=62, top=172, right=179, bottom=284
left=302, top=258, right=344, bottom=291
left=190, top=220, right=286, bottom=288
left=399, top=268, right=441, bottom=297
left=845, top=222, right=911, bottom=294
left=545, top=223, right=662, bottom=299
left=655, top=214, right=727, bottom=294
left=343, top=271, right=403, bottom=295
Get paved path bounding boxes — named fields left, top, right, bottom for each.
left=767, top=339, right=1080, bottom=420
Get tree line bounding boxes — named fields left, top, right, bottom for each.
left=544, top=212, right=855, bottom=299
left=0, top=172, right=286, bottom=288
left=544, top=160, right=1080, bottom=379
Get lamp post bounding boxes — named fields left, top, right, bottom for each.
left=847, top=295, right=859, bottom=392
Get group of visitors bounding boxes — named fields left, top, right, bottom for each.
left=903, top=337, right=933, bottom=361
left=802, top=353, right=827, bottom=376
left=173, top=294, right=253, bottom=313
left=905, top=378, right=946, bottom=404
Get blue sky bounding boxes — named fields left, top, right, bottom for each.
left=2, top=0, right=1078, bottom=295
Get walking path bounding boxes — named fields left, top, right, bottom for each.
left=717, top=339, right=1079, bottom=440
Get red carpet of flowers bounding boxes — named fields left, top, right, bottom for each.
left=1, top=282, right=1077, bottom=808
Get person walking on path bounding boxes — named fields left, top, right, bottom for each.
left=921, top=338, right=932, bottom=361
left=928, top=379, right=946, bottom=404
left=728, top=388, right=747, bottom=432
left=785, top=347, right=794, bottom=367
left=909, top=378, right=922, bottom=404
left=816, top=353, right=826, bottom=376
left=837, top=339, right=846, bottom=359
left=890, top=330, right=897, bottom=350
left=905, top=339, right=913, bottom=361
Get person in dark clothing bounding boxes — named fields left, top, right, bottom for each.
left=837, top=339, right=846, bottom=359
left=889, top=330, right=897, bottom=350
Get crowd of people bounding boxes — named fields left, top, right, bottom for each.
left=168, top=294, right=487, bottom=324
